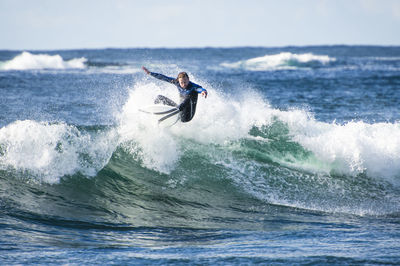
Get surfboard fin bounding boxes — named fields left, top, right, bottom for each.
left=158, top=110, right=181, bottom=123
left=139, top=107, right=179, bottom=115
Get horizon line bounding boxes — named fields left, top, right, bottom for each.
left=1, top=43, right=400, bottom=52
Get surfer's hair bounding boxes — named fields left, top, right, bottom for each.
left=177, top=72, right=189, bottom=80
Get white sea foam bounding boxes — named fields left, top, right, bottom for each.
left=117, top=82, right=181, bottom=174
left=0, top=51, right=87, bottom=70
left=207, top=92, right=399, bottom=184
left=285, top=116, right=400, bottom=184
left=0, top=120, right=115, bottom=183
left=119, top=80, right=400, bottom=187
left=117, top=77, right=278, bottom=173
left=221, top=52, right=335, bottom=71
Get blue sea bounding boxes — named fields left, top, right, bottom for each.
left=1, top=46, right=400, bottom=265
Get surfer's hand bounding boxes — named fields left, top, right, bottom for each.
left=201, top=90, right=208, bottom=98
left=142, top=66, right=150, bottom=74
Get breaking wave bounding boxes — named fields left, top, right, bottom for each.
left=0, top=81, right=399, bottom=218
left=221, top=52, right=336, bottom=71
left=0, top=51, right=87, bottom=70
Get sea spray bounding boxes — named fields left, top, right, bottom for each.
left=117, top=82, right=181, bottom=173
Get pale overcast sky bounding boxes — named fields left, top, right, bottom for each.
left=1, top=0, right=399, bottom=50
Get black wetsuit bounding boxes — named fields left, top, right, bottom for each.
left=149, top=72, right=207, bottom=122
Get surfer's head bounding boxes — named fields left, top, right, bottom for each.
left=177, top=72, right=190, bottom=88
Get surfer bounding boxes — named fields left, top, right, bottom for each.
left=142, top=66, right=207, bottom=122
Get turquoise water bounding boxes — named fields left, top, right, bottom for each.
left=1, top=46, right=400, bottom=264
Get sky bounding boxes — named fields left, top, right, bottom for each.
left=1, top=0, right=400, bottom=50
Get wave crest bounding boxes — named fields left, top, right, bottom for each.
left=0, top=120, right=115, bottom=183
left=0, top=51, right=87, bottom=70
left=221, top=52, right=335, bottom=71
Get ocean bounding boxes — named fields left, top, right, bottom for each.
left=0, top=46, right=400, bottom=265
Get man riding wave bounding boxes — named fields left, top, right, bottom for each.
left=142, top=66, right=207, bottom=122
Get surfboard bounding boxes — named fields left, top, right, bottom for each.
left=139, top=104, right=181, bottom=127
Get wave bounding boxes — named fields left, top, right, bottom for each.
left=0, top=120, right=116, bottom=183
left=114, top=82, right=400, bottom=216
left=221, top=52, right=336, bottom=71
left=1, top=82, right=399, bottom=217
left=0, top=51, right=87, bottom=70
left=119, top=82, right=400, bottom=183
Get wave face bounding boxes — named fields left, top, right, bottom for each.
left=221, top=52, right=336, bottom=70
left=1, top=83, right=399, bottom=220
left=0, top=51, right=87, bottom=70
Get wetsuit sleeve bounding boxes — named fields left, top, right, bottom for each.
left=191, top=82, right=207, bottom=95
left=195, top=87, right=207, bottom=94
left=149, top=72, right=175, bottom=84
left=195, top=87, right=207, bottom=97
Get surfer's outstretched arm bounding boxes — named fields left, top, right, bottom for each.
left=142, top=66, right=175, bottom=84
